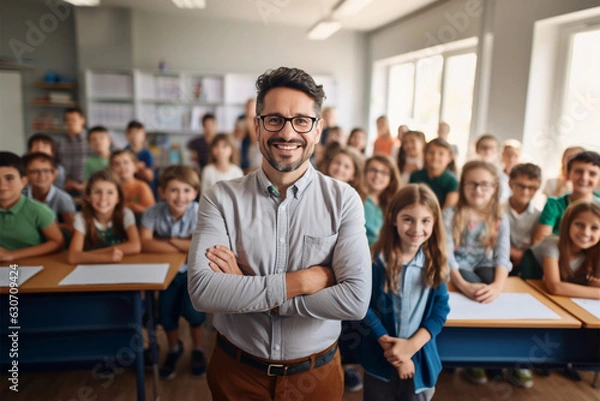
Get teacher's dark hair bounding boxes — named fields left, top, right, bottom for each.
left=255, top=67, right=326, bottom=117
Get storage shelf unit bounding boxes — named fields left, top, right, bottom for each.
left=84, top=69, right=337, bottom=136
left=29, top=80, right=78, bottom=135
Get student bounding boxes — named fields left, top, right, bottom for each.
left=409, top=138, right=458, bottom=209
left=530, top=200, right=600, bottom=299
left=234, top=99, right=260, bottom=174
left=27, top=133, right=66, bottom=189
left=397, top=131, right=426, bottom=186
left=23, top=152, right=76, bottom=234
left=67, top=170, right=141, bottom=264
left=365, top=155, right=401, bottom=247
left=326, top=147, right=367, bottom=391
left=397, top=124, right=409, bottom=143
left=444, top=160, right=512, bottom=385
left=125, top=120, right=154, bottom=183
left=499, top=139, right=522, bottom=203
left=357, top=184, right=450, bottom=401
left=110, top=149, right=155, bottom=215
left=543, top=146, right=585, bottom=198
left=59, top=107, right=91, bottom=195
left=533, top=151, right=600, bottom=244
left=187, top=113, right=217, bottom=170
left=319, top=106, right=337, bottom=146
left=140, top=165, right=207, bottom=378
left=474, top=134, right=500, bottom=165
left=347, top=127, right=367, bottom=156
left=0, top=152, right=64, bottom=261
left=84, top=126, right=111, bottom=180
left=200, top=134, right=243, bottom=194
left=505, top=163, right=542, bottom=272
left=437, top=121, right=459, bottom=157
left=326, top=147, right=366, bottom=201
left=373, top=116, right=397, bottom=157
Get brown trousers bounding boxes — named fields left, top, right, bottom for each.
left=207, top=339, right=344, bottom=401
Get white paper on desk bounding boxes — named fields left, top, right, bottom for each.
left=0, top=266, right=43, bottom=287
left=448, top=292, right=561, bottom=320
left=58, top=264, right=169, bottom=286
left=571, top=298, right=600, bottom=319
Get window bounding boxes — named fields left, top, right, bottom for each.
left=441, top=53, right=478, bottom=163
left=383, top=43, right=477, bottom=159
left=558, top=27, right=600, bottom=151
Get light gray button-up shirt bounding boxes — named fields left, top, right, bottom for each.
left=188, top=164, right=371, bottom=360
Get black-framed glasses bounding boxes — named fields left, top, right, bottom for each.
left=464, top=181, right=496, bottom=192
left=258, top=114, right=318, bottom=134
left=512, top=182, right=540, bottom=192
left=27, top=168, right=54, bottom=176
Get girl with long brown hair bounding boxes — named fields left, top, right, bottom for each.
left=364, top=155, right=401, bottom=246
left=68, top=169, right=141, bottom=263
left=357, top=184, right=449, bottom=401
left=531, top=200, right=600, bottom=299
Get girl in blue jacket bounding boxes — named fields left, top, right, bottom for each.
left=356, top=183, right=450, bottom=401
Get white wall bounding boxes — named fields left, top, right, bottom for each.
left=131, top=10, right=369, bottom=131
left=0, top=71, right=25, bottom=153
left=369, top=0, right=482, bottom=62
left=486, top=0, right=600, bottom=142
left=367, top=0, right=599, bottom=150
left=1, top=0, right=77, bottom=150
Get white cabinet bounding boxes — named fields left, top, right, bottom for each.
left=84, top=69, right=336, bottom=135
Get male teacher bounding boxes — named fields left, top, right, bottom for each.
left=188, top=67, right=371, bottom=400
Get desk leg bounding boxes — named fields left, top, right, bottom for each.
left=593, top=372, right=598, bottom=388
left=145, top=290, right=160, bottom=401
left=133, top=293, right=146, bottom=401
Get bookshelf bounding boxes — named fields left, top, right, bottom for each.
left=30, top=80, right=78, bottom=134
left=85, top=69, right=338, bottom=134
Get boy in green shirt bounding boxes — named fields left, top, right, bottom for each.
left=84, top=126, right=111, bottom=180
left=533, top=151, right=600, bottom=244
left=0, top=152, right=64, bottom=261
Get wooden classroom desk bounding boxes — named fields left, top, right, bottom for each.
left=1, top=251, right=186, bottom=401
left=437, top=277, right=599, bottom=369
left=526, top=280, right=600, bottom=329
left=0, top=251, right=186, bottom=294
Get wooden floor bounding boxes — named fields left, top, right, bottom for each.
left=2, top=320, right=598, bottom=401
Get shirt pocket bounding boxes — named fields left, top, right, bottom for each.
left=301, top=233, right=338, bottom=268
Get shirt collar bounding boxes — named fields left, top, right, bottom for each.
left=0, top=195, right=26, bottom=214
left=66, top=132, right=84, bottom=143
left=257, top=163, right=315, bottom=200
left=26, top=185, right=56, bottom=203
left=378, top=246, right=426, bottom=269
left=166, top=201, right=195, bottom=222
left=508, top=200, right=536, bottom=216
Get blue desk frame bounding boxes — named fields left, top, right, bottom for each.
left=438, top=326, right=600, bottom=369
left=0, top=290, right=160, bottom=401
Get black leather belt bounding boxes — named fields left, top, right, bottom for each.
left=217, top=334, right=337, bottom=376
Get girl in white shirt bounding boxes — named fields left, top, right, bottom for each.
left=201, top=133, right=244, bottom=194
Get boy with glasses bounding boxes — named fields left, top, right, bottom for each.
left=0, top=152, right=64, bottom=262
left=23, top=153, right=76, bottom=234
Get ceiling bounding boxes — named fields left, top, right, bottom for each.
left=92, top=0, right=439, bottom=31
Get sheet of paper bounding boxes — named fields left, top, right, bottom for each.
left=0, top=266, right=43, bottom=287
left=447, top=292, right=561, bottom=320
left=59, top=264, right=169, bottom=286
left=571, top=298, right=600, bottom=319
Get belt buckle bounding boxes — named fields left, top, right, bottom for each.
left=267, top=364, right=286, bottom=376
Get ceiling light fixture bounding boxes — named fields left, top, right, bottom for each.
left=307, top=20, right=341, bottom=40
left=332, top=0, right=375, bottom=18
left=171, top=0, right=206, bottom=9
left=62, top=0, right=100, bottom=6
